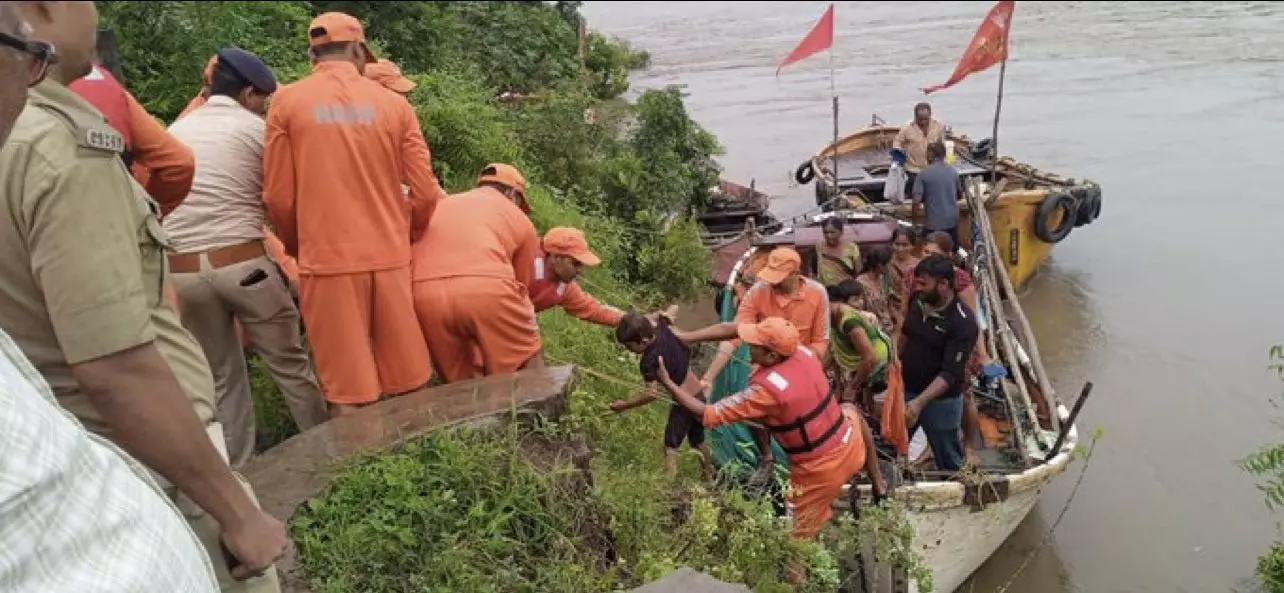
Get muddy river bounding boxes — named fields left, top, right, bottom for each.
left=582, top=1, right=1284, bottom=591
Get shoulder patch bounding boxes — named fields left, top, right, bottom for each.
left=765, top=371, right=790, bottom=391
left=81, top=127, right=125, bottom=154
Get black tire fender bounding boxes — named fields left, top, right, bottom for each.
left=1034, top=191, right=1077, bottom=243
left=795, top=160, right=816, bottom=185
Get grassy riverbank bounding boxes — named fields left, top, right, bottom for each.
left=105, top=1, right=849, bottom=590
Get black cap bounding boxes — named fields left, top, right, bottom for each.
left=215, top=47, right=278, bottom=95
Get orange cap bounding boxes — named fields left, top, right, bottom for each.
left=737, top=317, right=799, bottom=357
left=478, top=163, right=529, bottom=210
left=756, top=247, right=802, bottom=285
left=308, top=12, right=376, bottom=63
left=543, top=227, right=601, bottom=266
left=202, top=54, right=217, bottom=86
left=365, top=59, right=415, bottom=94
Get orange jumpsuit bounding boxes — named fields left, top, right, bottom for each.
left=412, top=187, right=542, bottom=384
left=125, top=93, right=195, bottom=218
left=263, top=60, right=447, bottom=405
left=735, top=278, right=832, bottom=356
left=703, top=367, right=866, bottom=540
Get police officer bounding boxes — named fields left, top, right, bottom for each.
left=0, top=3, right=286, bottom=591
left=166, top=47, right=329, bottom=470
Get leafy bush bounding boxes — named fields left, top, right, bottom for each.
left=1243, top=345, right=1284, bottom=592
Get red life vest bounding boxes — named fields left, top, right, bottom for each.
left=528, top=251, right=567, bottom=313
left=750, top=346, right=853, bottom=463
left=68, top=64, right=134, bottom=167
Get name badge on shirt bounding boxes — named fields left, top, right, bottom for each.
left=83, top=128, right=125, bottom=153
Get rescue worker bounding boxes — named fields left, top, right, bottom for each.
left=531, top=226, right=624, bottom=326
left=364, top=58, right=415, bottom=94
left=264, top=11, right=447, bottom=417
left=653, top=317, right=887, bottom=542
left=68, top=57, right=195, bottom=217
left=412, top=163, right=544, bottom=384
left=0, top=1, right=286, bottom=591
left=686, top=246, right=831, bottom=476
left=166, top=47, right=328, bottom=469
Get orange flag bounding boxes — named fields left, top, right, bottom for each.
left=776, top=3, right=835, bottom=76
left=922, top=0, right=1015, bottom=94
left=881, top=356, right=909, bottom=456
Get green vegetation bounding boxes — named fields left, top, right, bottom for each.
left=100, top=1, right=919, bottom=590
left=1241, top=345, right=1284, bottom=592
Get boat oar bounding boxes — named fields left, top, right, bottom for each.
left=1044, top=381, right=1093, bottom=462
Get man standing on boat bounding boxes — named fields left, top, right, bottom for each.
left=899, top=255, right=978, bottom=473
left=912, top=141, right=965, bottom=250
left=892, top=102, right=945, bottom=195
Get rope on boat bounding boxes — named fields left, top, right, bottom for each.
left=986, top=436, right=1099, bottom=593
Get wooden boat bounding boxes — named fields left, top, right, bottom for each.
left=698, top=180, right=779, bottom=249
left=705, top=184, right=1086, bottom=593
left=793, top=121, right=1104, bottom=290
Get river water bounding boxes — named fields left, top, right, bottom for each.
left=581, top=1, right=1284, bottom=591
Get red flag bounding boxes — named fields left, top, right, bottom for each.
left=776, top=3, right=834, bottom=76
left=922, top=0, right=1015, bottom=94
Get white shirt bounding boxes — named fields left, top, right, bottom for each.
left=164, top=95, right=268, bottom=253
left=0, top=329, right=218, bottom=593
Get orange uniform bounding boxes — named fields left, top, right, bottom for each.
left=735, top=248, right=831, bottom=356
left=412, top=167, right=542, bottom=384
left=529, top=227, right=622, bottom=326
left=702, top=319, right=865, bottom=540
left=124, top=93, right=195, bottom=218
left=263, top=13, right=447, bottom=405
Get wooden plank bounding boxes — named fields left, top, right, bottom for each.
left=629, top=567, right=751, bottom=593
left=244, top=365, right=578, bottom=593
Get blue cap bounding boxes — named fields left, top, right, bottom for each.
left=215, top=47, right=278, bottom=95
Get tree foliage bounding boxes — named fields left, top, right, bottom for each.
left=1242, top=344, right=1284, bottom=592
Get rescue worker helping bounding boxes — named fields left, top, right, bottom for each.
left=412, top=163, right=544, bottom=384
left=263, top=11, right=448, bottom=418
left=653, top=317, right=888, bottom=540
left=532, top=226, right=624, bottom=326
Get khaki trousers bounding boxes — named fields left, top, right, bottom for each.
left=172, top=253, right=328, bottom=469
left=161, top=423, right=282, bottom=593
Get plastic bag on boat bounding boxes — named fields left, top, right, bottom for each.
left=880, top=356, right=909, bottom=456
left=885, top=163, right=908, bottom=205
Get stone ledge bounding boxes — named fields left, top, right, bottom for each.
left=628, top=567, right=751, bottom=593
left=243, top=365, right=578, bottom=593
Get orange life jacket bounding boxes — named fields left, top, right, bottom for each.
left=68, top=64, right=134, bottom=168
left=751, top=346, right=852, bottom=462
left=528, top=251, right=568, bottom=313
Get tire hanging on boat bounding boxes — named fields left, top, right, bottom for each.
left=794, top=160, right=816, bottom=185
left=1071, top=184, right=1102, bottom=227
left=1034, top=191, right=1077, bottom=243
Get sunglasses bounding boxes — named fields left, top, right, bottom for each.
left=0, top=31, right=57, bottom=87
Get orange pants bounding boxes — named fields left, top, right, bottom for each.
left=786, top=405, right=866, bottom=540
left=413, top=276, right=541, bottom=384
left=298, top=267, right=431, bottom=405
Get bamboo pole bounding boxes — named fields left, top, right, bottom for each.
left=969, top=176, right=1059, bottom=429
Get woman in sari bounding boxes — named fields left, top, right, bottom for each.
left=854, top=245, right=896, bottom=332
left=817, top=218, right=861, bottom=287
left=825, top=281, right=892, bottom=413
left=887, top=226, right=920, bottom=317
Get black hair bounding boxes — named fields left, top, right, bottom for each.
left=914, top=102, right=932, bottom=116
left=858, top=244, right=891, bottom=275
left=821, top=217, right=844, bottom=233
left=309, top=40, right=354, bottom=59
left=208, top=62, right=253, bottom=98
left=914, top=254, right=956, bottom=288
left=891, top=225, right=918, bottom=245
left=614, top=309, right=654, bottom=345
left=927, top=141, right=947, bottom=161
left=826, top=278, right=865, bottom=303
left=924, top=230, right=954, bottom=253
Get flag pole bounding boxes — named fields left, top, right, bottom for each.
left=829, top=34, right=840, bottom=206
left=988, top=59, right=1006, bottom=183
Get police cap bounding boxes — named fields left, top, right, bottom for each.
left=215, top=47, right=278, bottom=95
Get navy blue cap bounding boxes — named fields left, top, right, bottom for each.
left=215, top=47, right=278, bottom=95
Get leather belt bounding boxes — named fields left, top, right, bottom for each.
left=168, top=240, right=266, bottom=274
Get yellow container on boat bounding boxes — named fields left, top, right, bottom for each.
left=945, top=140, right=958, bottom=165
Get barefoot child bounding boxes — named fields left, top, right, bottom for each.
left=610, top=310, right=715, bottom=481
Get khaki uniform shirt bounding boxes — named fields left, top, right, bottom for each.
left=892, top=118, right=945, bottom=172
left=0, top=80, right=216, bottom=437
